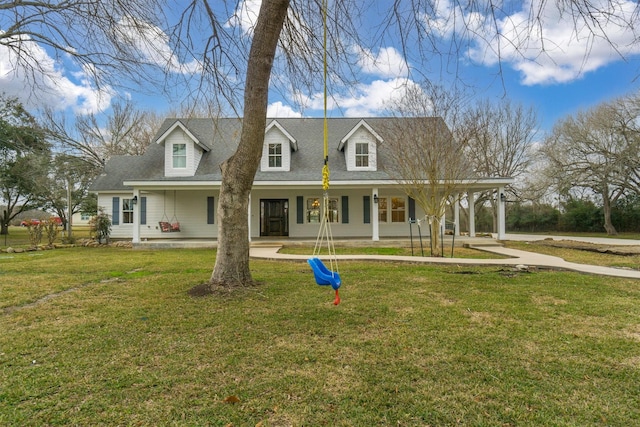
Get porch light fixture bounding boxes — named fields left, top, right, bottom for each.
left=132, top=195, right=138, bottom=204
left=373, top=194, right=379, bottom=204
left=500, top=193, right=506, bottom=202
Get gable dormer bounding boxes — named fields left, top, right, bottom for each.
left=260, top=120, right=298, bottom=172
left=156, top=120, right=210, bottom=177
left=338, top=119, right=383, bottom=171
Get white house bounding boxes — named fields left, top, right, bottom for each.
left=90, top=117, right=513, bottom=243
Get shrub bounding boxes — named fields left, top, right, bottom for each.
left=89, top=208, right=112, bottom=244
left=43, top=217, right=60, bottom=246
left=25, top=221, right=43, bottom=248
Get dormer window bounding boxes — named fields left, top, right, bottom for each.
left=339, top=119, right=382, bottom=172
left=355, top=142, right=369, bottom=167
left=268, top=143, right=282, bottom=168
left=172, top=143, right=187, bottom=168
left=156, top=119, right=210, bottom=177
left=261, top=120, right=297, bottom=172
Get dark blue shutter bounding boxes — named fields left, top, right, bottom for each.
left=297, top=196, right=304, bottom=224
left=363, top=196, right=370, bottom=224
left=207, top=197, right=215, bottom=224
left=408, top=197, right=415, bottom=221
left=342, top=196, right=349, bottom=224
left=140, top=197, right=147, bottom=225
left=112, top=197, right=120, bottom=225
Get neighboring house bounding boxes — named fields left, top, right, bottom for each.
left=90, top=117, right=513, bottom=242
left=71, top=211, right=92, bottom=227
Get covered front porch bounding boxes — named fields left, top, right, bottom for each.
left=119, top=179, right=512, bottom=244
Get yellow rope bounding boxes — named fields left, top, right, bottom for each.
left=322, top=0, right=329, bottom=191
left=312, top=0, right=340, bottom=295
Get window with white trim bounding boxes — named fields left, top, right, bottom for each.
left=122, top=198, right=134, bottom=224
left=172, top=143, right=187, bottom=168
left=307, top=197, right=339, bottom=223
left=378, top=196, right=405, bottom=223
left=355, top=142, right=369, bottom=167
left=268, top=143, right=282, bottom=168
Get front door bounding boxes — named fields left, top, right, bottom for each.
left=260, top=199, right=289, bottom=237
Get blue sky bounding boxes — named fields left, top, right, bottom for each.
left=1, top=0, right=639, bottom=135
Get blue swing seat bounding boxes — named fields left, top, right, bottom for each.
left=308, top=257, right=341, bottom=290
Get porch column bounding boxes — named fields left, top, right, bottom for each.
left=372, top=188, right=379, bottom=241
left=497, top=187, right=506, bottom=240
left=132, top=189, right=140, bottom=244
left=453, top=194, right=460, bottom=237
left=247, top=193, right=252, bottom=242
left=468, top=191, right=476, bottom=237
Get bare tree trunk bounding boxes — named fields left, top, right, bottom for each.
left=1, top=213, right=8, bottom=235
left=210, top=0, right=290, bottom=286
left=430, top=217, right=442, bottom=257
left=601, top=190, right=618, bottom=235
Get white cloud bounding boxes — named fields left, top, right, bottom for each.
left=356, top=46, right=409, bottom=79
left=432, top=0, right=640, bottom=85
left=267, top=101, right=302, bottom=117
left=225, top=0, right=262, bottom=35
left=0, top=35, right=113, bottom=114
left=117, top=16, right=201, bottom=74
left=296, top=78, right=418, bottom=117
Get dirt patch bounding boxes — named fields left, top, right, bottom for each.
left=531, top=239, right=640, bottom=256
left=187, top=280, right=262, bottom=298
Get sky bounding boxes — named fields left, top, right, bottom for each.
left=1, top=0, right=640, bottom=136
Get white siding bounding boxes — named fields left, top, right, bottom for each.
left=98, top=191, right=218, bottom=240
left=260, top=127, right=291, bottom=172
left=97, top=193, right=134, bottom=239
left=139, top=190, right=217, bottom=239
left=250, top=189, right=423, bottom=239
left=99, top=189, right=428, bottom=241
left=163, top=129, right=203, bottom=177
left=345, top=127, right=377, bottom=171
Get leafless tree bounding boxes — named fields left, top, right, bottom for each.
left=0, top=1, right=172, bottom=91
left=463, top=99, right=539, bottom=231
left=41, top=100, right=162, bottom=170
left=609, top=94, right=640, bottom=195
left=383, top=82, right=472, bottom=256
left=541, top=96, right=640, bottom=235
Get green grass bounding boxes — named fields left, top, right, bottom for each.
left=280, top=245, right=505, bottom=259
left=508, top=231, right=640, bottom=240
left=505, top=241, right=640, bottom=269
left=0, top=226, right=92, bottom=249
left=1, top=247, right=640, bottom=426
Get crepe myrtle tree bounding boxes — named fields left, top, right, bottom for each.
left=3, top=1, right=640, bottom=285
left=382, top=82, right=473, bottom=257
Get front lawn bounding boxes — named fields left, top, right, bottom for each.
left=1, top=247, right=639, bottom=426
left=504, top=240, right=640, bottom=269
left=279, top=244, right=505, bottom=258
left=0, top=225, right=92, bottom=249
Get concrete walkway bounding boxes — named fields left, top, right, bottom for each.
left=249, top=234, right=640, bottom=279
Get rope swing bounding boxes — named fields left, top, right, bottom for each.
left=307, top=0, right=341, bottom=305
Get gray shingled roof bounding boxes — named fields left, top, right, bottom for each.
left=90, top=117, right=446, bottom=190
